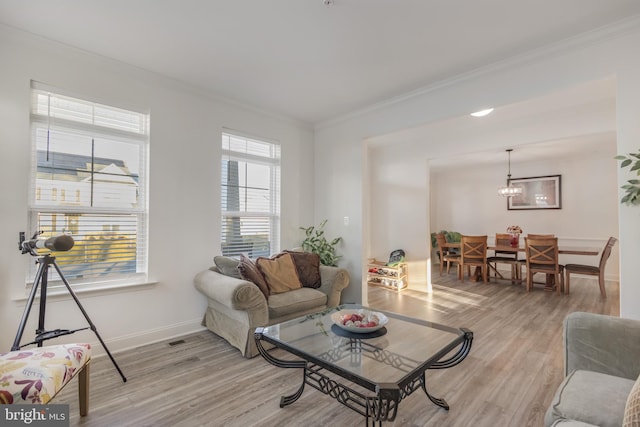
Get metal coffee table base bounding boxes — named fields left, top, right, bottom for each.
left=255, top=329, right=473, bottom=426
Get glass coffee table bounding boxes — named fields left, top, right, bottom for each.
left=254, top=304, right=473, bottom=425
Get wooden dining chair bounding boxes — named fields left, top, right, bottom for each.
left=460, top=235, right=488, bottom=283
left=487, top=233, right=521, bottom=283
left=435, top=233, right=460, bottom=276
left=525, top=237, right=564, bottom=294
left=564, top=237, right=617, bottom=298
left=523, top=234, right=555, bottom=283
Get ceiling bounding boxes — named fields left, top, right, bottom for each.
left=370, top=77, right=618, bottom=170
left=1, top=1, right=640, bottom=125
left=427, top=132, right=617, bottom=172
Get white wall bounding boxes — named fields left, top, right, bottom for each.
left=367, top=147, right=430, bottom=287
left=314, top=19, right=640, bottom=319
left=0, top=26, right=315, bottom=354
left=430, top=147, right=619, bottom=280
left=367, top=141, right=620, bottom=289
left=367, top=78, right=619, bottom=287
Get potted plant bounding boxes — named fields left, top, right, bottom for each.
left=430, top=230, right=462, bottom=260
left=300, top=219, right=342, bottom=266
left=615, top=150, right=640, bottom=205
left=430, top=230, right=462, bottom=247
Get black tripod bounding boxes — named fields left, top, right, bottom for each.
left=12, top=254, right=127, bottom=382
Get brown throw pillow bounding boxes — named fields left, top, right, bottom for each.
left=256, top=253, right=303, bottom=294
left=285, top=250, right=321, bottom=289
left=237, top=254, right=270, bottom=299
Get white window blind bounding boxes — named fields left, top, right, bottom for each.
left=221, top=132, right=280, bottom=258
left=28, top=84, right=149, bottom=287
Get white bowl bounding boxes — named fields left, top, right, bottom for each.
left=331, top=309, right=389, bottom=333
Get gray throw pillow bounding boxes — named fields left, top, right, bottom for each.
left=214, top=255, right=241, bottom=279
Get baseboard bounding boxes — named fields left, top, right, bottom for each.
left=87, top=317, right=206, bottom=358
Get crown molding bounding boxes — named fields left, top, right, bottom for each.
left=315, top=15, right=640, bottom=131
left=0, top=23, right=313, bottom=131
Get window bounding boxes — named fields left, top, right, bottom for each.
left=221, top=132, right=280, bottom=258
left=28, top=83, right=149, bottom=287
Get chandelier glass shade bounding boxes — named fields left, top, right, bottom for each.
left=498, top=184, right=523, bottom=197
left=498, top=149, right=523, bottom=197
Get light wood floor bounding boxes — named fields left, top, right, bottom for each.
left=58, top=271, right=618, bottom=426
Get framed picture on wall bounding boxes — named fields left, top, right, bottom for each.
left=507, top=175, right=561, bottom=210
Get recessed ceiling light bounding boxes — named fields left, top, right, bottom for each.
left=470, top=108, right=494, bottom=117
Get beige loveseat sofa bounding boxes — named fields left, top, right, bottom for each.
left=545, top=312, right=640, bottom=427
left=194, top=253, right=350, bottom=358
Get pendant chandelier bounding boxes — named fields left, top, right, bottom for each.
left=498, top=149, right=523, bottom=197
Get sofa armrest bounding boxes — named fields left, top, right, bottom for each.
left=194, top=268, right=266, bottom=311
left=564, top=311, right=640, bottom=380
left=318, top=265, right=350, bottom=307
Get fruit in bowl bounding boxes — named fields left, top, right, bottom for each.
left=332, top=309, right=388, bottom=332
left=341, top=312, right=380, bottom=328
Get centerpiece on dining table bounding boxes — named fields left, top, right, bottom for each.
left=506, top=225, right=523, bottom=247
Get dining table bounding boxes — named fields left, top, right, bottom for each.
left=440, top=242, right=599, bottom=286
left=441, top=242, right=599, bottom=256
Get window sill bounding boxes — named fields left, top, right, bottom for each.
left=12, top=280, right=158, bottom=303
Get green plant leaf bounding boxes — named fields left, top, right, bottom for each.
left=616, top=151, right=640, bottom=206
left=299, top=220, right=342, bottom=266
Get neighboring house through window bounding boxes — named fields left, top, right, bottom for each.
left=221, top=131, right=280, bottom=258
left=28, top=83, right=149, bottom=287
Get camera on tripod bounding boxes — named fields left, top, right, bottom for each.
left=13, top=230, right=126, bottom=381
left=19, top=231, right=74, bottom=256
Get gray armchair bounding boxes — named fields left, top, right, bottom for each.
left=194, top=264, right=349, bottom=358
left=545, top=312, right=640, bottom=427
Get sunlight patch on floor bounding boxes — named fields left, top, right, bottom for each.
left=397, top=284, right=489, bottom=312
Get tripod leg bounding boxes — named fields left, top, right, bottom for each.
left=11, top=261, right=46, bottom=351
left=52, top=261, right=127, bottom=383
left=36, top=260, right=49, bottom=347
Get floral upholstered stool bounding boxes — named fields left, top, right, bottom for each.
left=0, top=343, right=91, bottom=416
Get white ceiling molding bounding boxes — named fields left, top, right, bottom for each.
left=316, top=15, right=640, bottom=131
left=1, top=2, right=639, bottom=125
